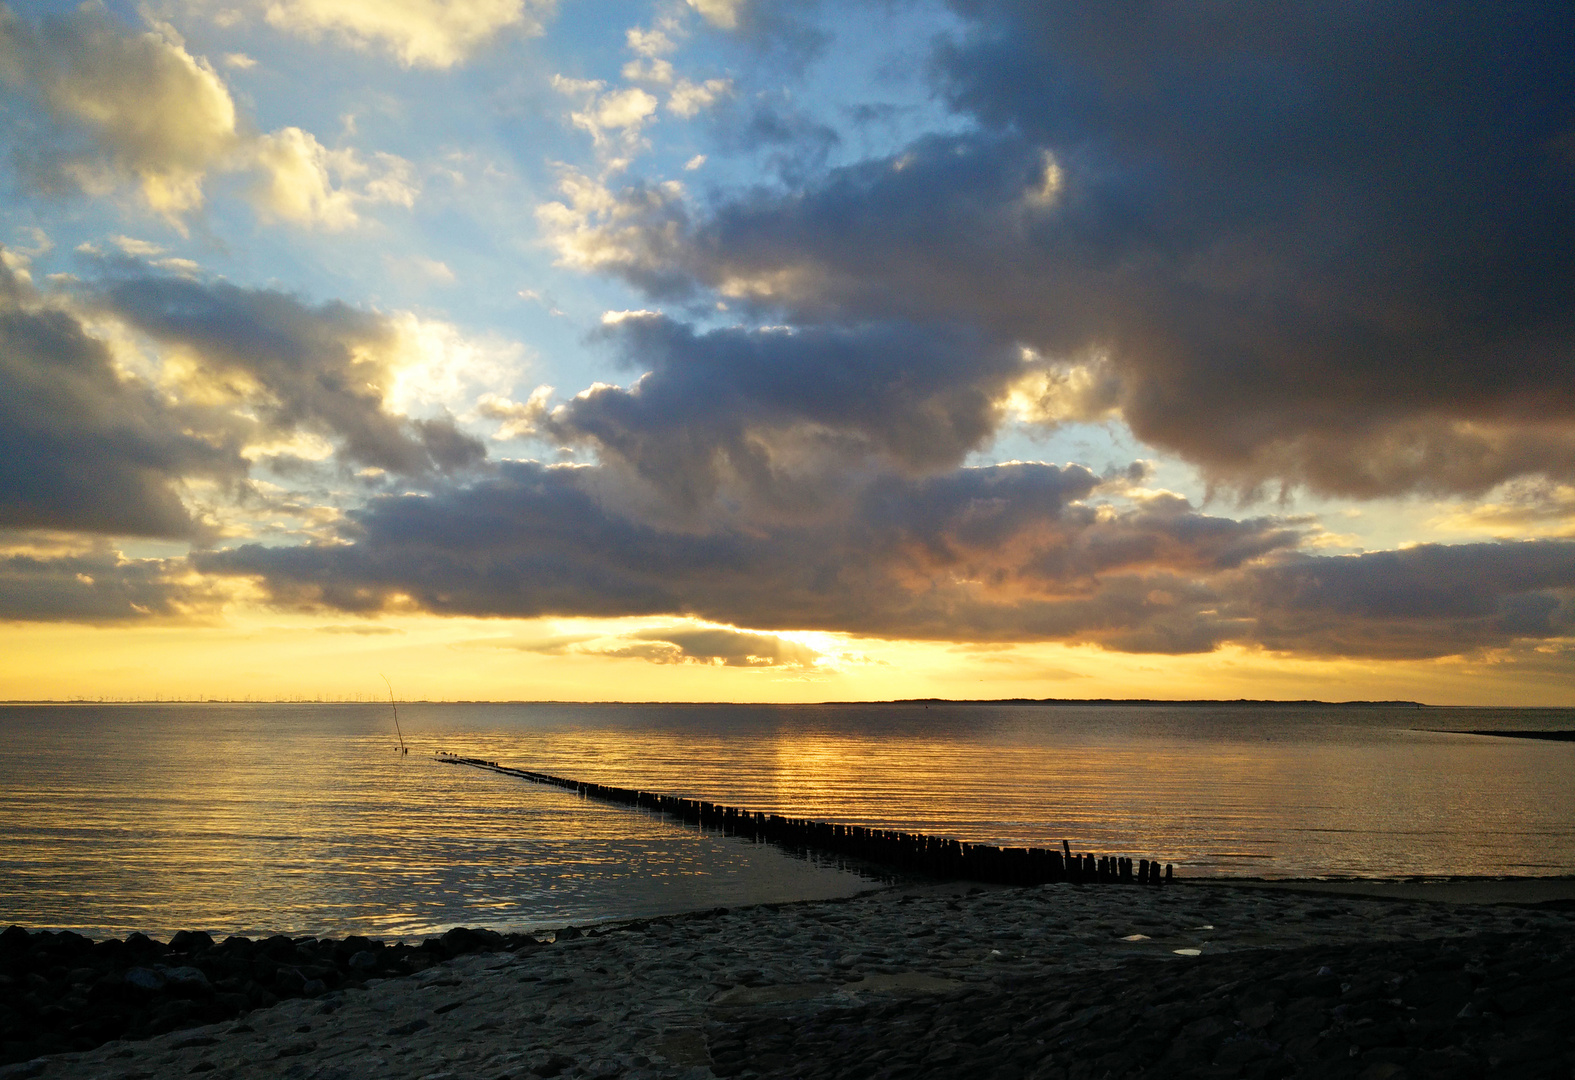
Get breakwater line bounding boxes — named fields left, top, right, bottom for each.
left=438, top=754, right=1173, bottom=887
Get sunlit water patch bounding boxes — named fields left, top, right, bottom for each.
left=2, top=702, right=1572, bottom=938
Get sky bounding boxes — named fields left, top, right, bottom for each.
left=0, top=0, right=1571, bottom=704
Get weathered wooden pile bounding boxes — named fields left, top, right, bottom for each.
left=438, top=754, right=1173, bottom=887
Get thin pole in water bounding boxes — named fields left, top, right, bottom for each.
left=380, top=673, right=407, bottom=755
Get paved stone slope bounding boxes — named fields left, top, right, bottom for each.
left=5, top=881, right=1571, bottom=1080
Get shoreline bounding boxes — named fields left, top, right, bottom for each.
left=5, top=880, right=1573, bottom=1079
left=8, top=871, right=1575, bottom=943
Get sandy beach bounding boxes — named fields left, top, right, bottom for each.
left=4, top=878, right=1572, bottom=1080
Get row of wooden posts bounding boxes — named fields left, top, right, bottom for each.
left=439, top=754, right=1174, bottom=887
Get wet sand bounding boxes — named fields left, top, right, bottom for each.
left=7, top=878, right=1573, bottom=1080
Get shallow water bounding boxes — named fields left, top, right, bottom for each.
left=1, top=702, right=1572, bottom=939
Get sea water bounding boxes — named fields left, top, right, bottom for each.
left=1, top=702, right=1571, bottom=939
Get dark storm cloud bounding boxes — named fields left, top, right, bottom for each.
left=196, top=454, right=1575, bottom=658
left=573, top=3, right=1575, bottom=499
left=197, top=461, right=726, bottom=617
left=198, top=458, right=1285, bottom=649
left=1247, top=541, right=1575, bottom=659
left=0, top=255, right=241, bottom=538
left=0, top=543, right=213, bottom=622
left=709, top=98, right=841, bottom=184
left=98, top=270, right=484, bottom=476
left=552, top=314, right=1019, bottom=513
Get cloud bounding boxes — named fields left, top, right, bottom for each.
left=0, top=7, right=419, bottom=229
left=260, top=0, right=551, bottom=68
left=195, top=458, right=1274, bottom=643
left=682, top=0, right=827, bottom=69
left=703, top=98, right=838, bottom=183
left=685, top=0, right=742, bottom=31
left=591, top=625, right=823, bottom=668
left=550, top=77, right=660, bottom=149
left=477, top=386, right=552, bottom=441
left=250, top=127, right=416, bottom=230
left=548, top=4, right=1575, bottom=501
left=535, top=169, right=693, bottom=288
left=543, top=313, right=1023, bottom=516
left=1430, top=480, right=1575, bottom=539
left=621, top=21, right=678, bottom=84
left=0, top=541, right=215, bottom=622
left=1, top=246, right=506, bottom=541
left=1247, top=542, right=1575, bottom=660
left=0, top=6, right=241, bottom=221
left=626, top=25, right=677, bottom=58
left=668, top=78, right=732, bottom=119
left=96, top=267, right=486, bottom=476
left=197, top=454, right=1575, bottom=660
left=0, top=255, right=243, bottom=538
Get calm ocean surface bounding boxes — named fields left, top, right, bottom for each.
left=2, top=702, right=1572, bottom=940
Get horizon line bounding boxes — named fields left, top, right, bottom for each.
left=0, top=696, right=1472, bottom=707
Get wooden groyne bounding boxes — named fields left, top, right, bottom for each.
left=438, top=754, right=1173, bottom=887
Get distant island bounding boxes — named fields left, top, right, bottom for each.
left=1442, top=729, right=1575, bottom=742
left=890, top=697, right=1433, bottom=707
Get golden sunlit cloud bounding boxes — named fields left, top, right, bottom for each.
left=258, top=0, right=552, bottom=68
left=1430, top=480, right=1575, bottom=539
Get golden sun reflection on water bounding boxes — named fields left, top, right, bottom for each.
left=433, top=702, right=1575, bottom=881
left=3, top=701, right=1573, bottom=939
left=0, top=704, right=872, bottom=939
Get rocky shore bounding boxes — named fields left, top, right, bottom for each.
left=3, top=880, right=1573, bottom=1079
left=0, top=923, right=547, bottom=1065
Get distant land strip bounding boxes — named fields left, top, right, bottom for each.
left=891, top=697, right=1431, bottom=707
left=1436, top=729, right=1575, bottom=742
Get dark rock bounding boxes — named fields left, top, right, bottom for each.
left=215, top=937, right=253, bottom=957
left=530, top=1052, right=575, bottom=1077
left=260, top=936, right=296, bottom=960
left=168, top=932, right=214, bottom=954
left=439, top=927, right=505, bottom=957
left=122, top=933, right=160, bottom=958
left=164, top=967, right=211, bottom=993
left=122, top=967, right=166, bottom=992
